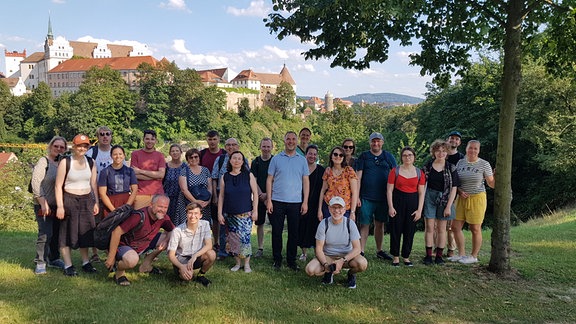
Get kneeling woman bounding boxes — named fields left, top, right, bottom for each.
left=55, top=134, right=99, bottom=276
left=386, top=147, right=426, bottom=266
left=218, top=151, right=258, bottom=273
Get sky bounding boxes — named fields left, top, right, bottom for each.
left=0, top=0, right=432, bottom=99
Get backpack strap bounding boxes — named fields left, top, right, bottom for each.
left=394, top=166, right=421, bottom=187
left=324, top=217, right=352, bottom=245
left=90, top=146, right=98, bottom=160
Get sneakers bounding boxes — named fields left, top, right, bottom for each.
left=254, top=249, right=264, bottom=258
left=89, top=254, right=101, bottom=263
left=81, top=262, right=98, bottom=273
left=35, top=263, right=47, bottom=275
left=347, top=273, right=357, bottom=289
left=48, top=259, right=65, bottom=269
left=459, top=256, right=478, bottom=264
left=321, top=271, right=334, bottom=284
left=423, top=255, right=433, bottom=265
left=298, top=253, right=307, bottom=261
left=63, top=266, right=78, bottom=276
left=195, top=275, right=211, bottom=287
left=435, top=256, right=445, bottom=265
left=447, top=255, right=464, bottom=262
left=376, top=250, right=393, bottom=260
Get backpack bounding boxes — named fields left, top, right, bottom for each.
left=28, top=156, right=49, bottom=193
left=324, top=217, right=351, bottom=245
left=93, top=204, right=145, bottom=250
left=88, top=146, right=99, bottom=160
left=393, top=166, right=421, bottom=186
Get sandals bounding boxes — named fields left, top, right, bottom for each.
left=147, top=267, right=163, bottom=275
left=115, top=275, right=131, bottom=286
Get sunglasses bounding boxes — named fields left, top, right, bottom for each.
left=332, top=152, right=344, bottom=158
left=343, top=145, right=355, bottom=150
left=99, top=132, right=111, bottom=136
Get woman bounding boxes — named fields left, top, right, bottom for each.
left=98, top=145, right=138, bottom=216
left=176, top=148, right=212, bottom=227
left=31, top=136, right=67, bottom=274
left=55, top=134, right=99, bottom=276
left=386, top=147, right=426, bottom=267
left=297, top=145, right=325, bottom=261
left=218, top=151, right=258, bottom=273
left=318, top=146, right=358, bottom=221
left=422, top=140, right=459, bottom=265
left=296, top=127, right=312, bottom=157
left=450, top=140, right=495, bottom=264
left=342, top=138, right=357, bottom=170
left=164, top=144, right=187, bottom=220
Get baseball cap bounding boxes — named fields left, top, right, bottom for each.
left=369, top=132, right=384, bottom=141
left=448, top=131, right=462, bottom=138
left=72, top=134, right=91, bottom=146
left=329, top=196, right=346, bottom=207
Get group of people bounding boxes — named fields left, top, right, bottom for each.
left=31, top=126, right=494, bottom=289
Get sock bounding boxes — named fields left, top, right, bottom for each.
left=426, top=246, right=433, bottom=257
left=436, top=247, right=444, bottom=258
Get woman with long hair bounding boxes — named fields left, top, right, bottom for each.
left=318, top=146, right=358, bottom=221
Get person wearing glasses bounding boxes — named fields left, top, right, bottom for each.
left=31, top=136, right=68, bottom=274
left=341, top=138, right=357, bottom=170
left=176, top=148, right=212, bottom=226
left=386, top=147, right=426, bottom=267
left=356, top=132, right=397, bottom=260
left=318, top=146, right=358, bottom=221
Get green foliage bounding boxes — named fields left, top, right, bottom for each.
left=0, top=161, right=36, bottom=231
left=21, top=83, right=57, bottom=142
left=272, top=81, right=296, bottom=118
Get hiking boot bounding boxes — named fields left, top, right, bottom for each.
left=435, top=256, right=445, bottom=265
left=321, top=271, right=334, bottom=284
left=82, top=262, right=98, bottom=273
left=423, top=255, right=433, bottom=265
left=63, top=266, right=78, bottom=277
left=195, top=275, right=211, bottom=287
left=347, top=273, right=357, bottom=289
left=376, top=250, right=393, bottom=260
left=48, top=259, right=65, bottom=269
left=35, top=263, right=47, bottom=275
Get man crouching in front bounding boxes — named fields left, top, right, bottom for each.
left=167, top=203, right=216, bottom=286
left=105, top=194, right=175, bottom=286
left=305, top=196, right=368, bottom=288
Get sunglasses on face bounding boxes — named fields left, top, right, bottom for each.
left=343, top=145, right=355, bottom=150
left=99, top=132, right=111, bottom=137
left=332, top=152, right=344, bottom=158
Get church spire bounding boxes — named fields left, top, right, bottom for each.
left=47, top=14, right=53, bottom=41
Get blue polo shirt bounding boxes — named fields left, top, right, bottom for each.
left=268, top=151, right=309, bottom=203
left=356, top=150, right=397, bottom=201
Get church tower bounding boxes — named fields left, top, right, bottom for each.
left=325, top=90, right=334, bottom=111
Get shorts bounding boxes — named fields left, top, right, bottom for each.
left=172, top=255, right=204, bottom=275
left=455, top=192, right=487, bottom=225
left=358, top=198, right=388, bottom=225
left=59, top=192, right=96, bottom=249
left=255, top=200, right=268, bottom=226
left=115, top=232, right=162, bottom=260
left=423, top=189, right=455, bottom=220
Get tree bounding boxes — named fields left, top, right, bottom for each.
left=21, top=82, right=56, bottom=142
left=137, top=61, right=175, bottom=138
left=272, top=81, right=296, bottom=118
left=266, top=0, right=575, bottom=273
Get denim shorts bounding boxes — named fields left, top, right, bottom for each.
left=423, top=189, right=455, bottom=220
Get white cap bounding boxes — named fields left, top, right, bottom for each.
left=329, top=196, right=345, bottom=207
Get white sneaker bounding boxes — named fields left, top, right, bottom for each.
left=459, top=256, right=478, bottom=264
left=447, top=255, right=464, bottom=262
left=35, top=263, right=47, bottom=275
left=298, top=254, right=307, bottom=261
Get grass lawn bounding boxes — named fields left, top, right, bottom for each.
left=0, top=210, right=575, bottom=323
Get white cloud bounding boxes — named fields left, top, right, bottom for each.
left=226, top=0, right=270, bottom=17
left=263, top=45, right=289, bottom=59
left=294, top=64, right=315, bottom=72
left=0, top=43, right=5, bottom=49
left=159, top=0, right=190, bottom=12
left=396, top=51, right=416, bottom=64
left=52, top=0, right=66, bottom=4
left=171, top=39, right=190, bottom=54
left=168, top=39, right=230, bottom=68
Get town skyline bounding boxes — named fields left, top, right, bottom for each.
left=0, top=0, right=432, bottom=99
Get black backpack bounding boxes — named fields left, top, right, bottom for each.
left=93, top=204, right=145, bottom=250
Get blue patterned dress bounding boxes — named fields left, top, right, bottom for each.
left=175, top=166, right=212, bottom=226
left=163, top=162, right=187, bottom=222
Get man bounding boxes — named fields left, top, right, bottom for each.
left=200, top=130, right=225, bottom=246
left=250, top=137, right=274, bottom=258
left=266, top=131, right=310, bottom=271
left=305, top=196, right=367, bottom=288
left=167, top=202, right=215, bottom=286
left=356, top=132, right=397, bottom=259
left=104, top=194, right=175, bottom=286
left=131, top=130, right=166, bottom=210
left=86, top=126, right=114, bottom=263
left=211, top=138, right=248, bottom=259
left=445, top=130, right=464, bottom=257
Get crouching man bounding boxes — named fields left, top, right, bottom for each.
left=168, top=203, right=216, bottom=286
left=105, top=194, right=175, bottom=286
left=305, top=196, right=368, bottom=288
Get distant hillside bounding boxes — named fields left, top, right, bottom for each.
left=343, top=93, right=424, bottom=105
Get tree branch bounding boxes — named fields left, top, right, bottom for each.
left=465, top=0, right=506, bottom=27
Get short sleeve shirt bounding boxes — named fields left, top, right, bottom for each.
left=322, top=166, right=358, bottom=210
left=167, top=220, right=212, bottom=257
left=456, top=158, right=493, bottom=194
left=268, top=151, right=309, bottom=203
left=315, top=217, right=361, bottom=257
left=356, top=150, right=397, bottom=200
left=130, top=149, right=166, bottom=195
left=119, top=207, right=175, bottom=253
left=98, top=165, right=138, bottom=195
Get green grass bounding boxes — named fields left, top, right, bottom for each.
left=1, top=210, right=575, bottom=323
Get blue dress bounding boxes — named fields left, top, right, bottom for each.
left=163, top=162, right=187, bottom=222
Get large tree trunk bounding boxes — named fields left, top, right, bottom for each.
left=489, top=0, right=523, bottom=274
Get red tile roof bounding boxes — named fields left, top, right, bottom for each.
left=48, top=56, right=158, bottom=73
left=0, top=78, right=20, bottom=87
left=68, top=41, right=133, bottom=58
left=21, top=52, right=45, bottom=63
left=231, top=66, right=295, bottom=85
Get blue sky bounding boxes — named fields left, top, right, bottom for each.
left=0, top=0, right=432, bottom=98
